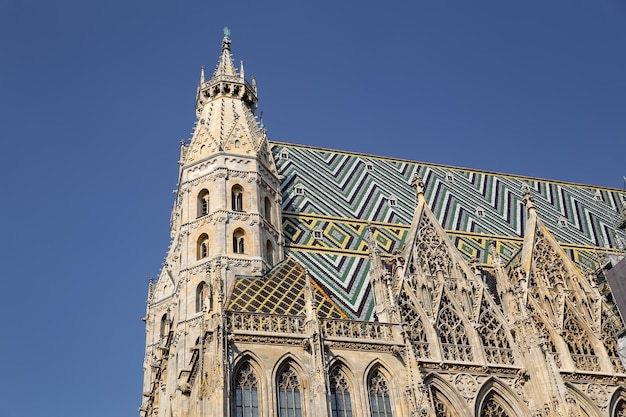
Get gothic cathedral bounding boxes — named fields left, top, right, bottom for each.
left=140, top=31, right=626, bottom=417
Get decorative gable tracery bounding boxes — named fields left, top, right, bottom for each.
left=398, top=290, right=431, bottom=358
left=437, top=292, right=473, bottom=362
left=562, top=306, right=600, bottom=371
left=478, top=298, right=515, bottom=365
left=412, top=215, right=453, bottom=278
left=601, top=309, right=626, bottom=373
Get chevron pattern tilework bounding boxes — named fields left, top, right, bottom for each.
left=271, top=142, right=626, bottom=319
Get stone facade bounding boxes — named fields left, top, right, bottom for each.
left=140, top=31, right=626, bottom=417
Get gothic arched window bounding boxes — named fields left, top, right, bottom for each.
left=233, top=229, right=245, bottom=254
left=197, top=233, right=209, bottom=260
left=197, top=189, right=209, bottom=217
left=368, top=369, right=393, bottom=417
left=277, top=365, right=302, bottom=417
left=329, top=366, right=352, bottom=417
left=196, top=282, right=207, bottom=313
left=234, top=362, right=259, bottom=417
left=232, top=185, right=244, bottom=211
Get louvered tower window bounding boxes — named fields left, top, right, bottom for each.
left=197, top=189, right=209, bottom=217
left=232, top=185, right=244, bottom=211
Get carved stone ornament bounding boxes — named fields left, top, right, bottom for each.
left=454, top=373, right=478, bottom=399
left=585, top=383, right=609, bottom=410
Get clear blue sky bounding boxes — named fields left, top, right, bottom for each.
left=0, top=1, right=625, bottom=416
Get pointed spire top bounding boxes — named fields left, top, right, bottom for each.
left=214, top=27, right=237, bottom=77
left=200, top=66, right=205, bottom=84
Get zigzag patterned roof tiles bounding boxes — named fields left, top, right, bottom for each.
left=271, top=141, right=626, bottom=320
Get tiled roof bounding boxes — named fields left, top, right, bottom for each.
left=227, top=257, right=347, bottom=319
left=271, top=142, right=626, bottom=319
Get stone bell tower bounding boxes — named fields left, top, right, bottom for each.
left=139, top=28, right=283, bottom=417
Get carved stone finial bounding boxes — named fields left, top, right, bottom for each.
left=366, top=223, right=376, bottom=249
left=522, top=188, right=535, bottom=212
left=410, top=174, right=425, bottom=197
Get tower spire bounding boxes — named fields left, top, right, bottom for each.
left=214, top=26, right=237, bottom=77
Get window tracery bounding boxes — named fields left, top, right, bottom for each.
left=278, top=365, right=302, bottom=417
left=478, top=306, right=515, bottom=365
left=562, top=307, right=600, bottom=371
left=480, top=397, right=510, bottom=417
left=528, top=305, right=561, bottom=366
left=329, top=366, right=352, bottom=417
left=398, top=291, right=430, bottom=358
left=234, top=362, right=259, bottom=417
left=432, top=391, right=456, bottom=417
left=368, top=369, right=393, bottom=417
left=615, top=399, right=626, bottom=417
left=602, top=310, right=626, bottom=372
left=437, top=298, right=473, bottom=361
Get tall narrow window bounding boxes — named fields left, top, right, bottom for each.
left=233, top=229, right=245, bottom=254
left=265, top=240, right=273, bottom=266
left=232, top=185, right=244, bottom=211
left=160, top=314, right=169, bottom=338
left=235, top=363, right=259, bottom=417
left=196, top=282, right=206, bottom=313
left=197, top=234, right=209, bottom=260
left=368, top=369, right=393, bottom=417
left=329, top=366, right=352, bottom=417
left=197, top=189, right=209, bottom=217
left=278, top=366, right=302, bottom=417
left=264, top=197, right=272, bottom=224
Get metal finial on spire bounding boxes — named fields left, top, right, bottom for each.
left=221, top=27, right=232, bottom=52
